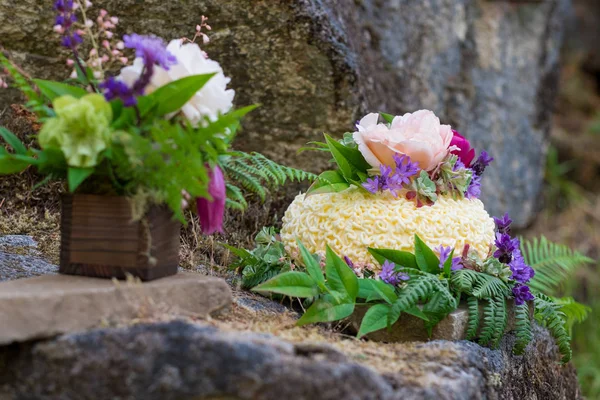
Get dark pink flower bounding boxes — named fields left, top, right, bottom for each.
left=450, top=130, right=475, bottom=167
left=196, top=165, right=226, bottom=235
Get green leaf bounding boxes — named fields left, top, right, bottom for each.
left=358, top=279, right=374, bottom=300
left=148, top=73, right=216, bottom=116
left=297, top=299, right=354, bottom=326
left=297, top=240, right=326, bottom=288
left=414, top=234, right=441, bottom=274
left=33, top=79, right=87, bottom=100
left=325, top=245, right=359, bottom=302
left=415, top=170, right=438, bottom=202
left=379, top=112, right=394, bottom=124
left=324, top=133, right=371, bottom=180
left=0, top=127, right=27, bottom=155
left=306, top=170, right=350, bottom=195
left=443, top=249, right=455, bottom=277
left=220, top=243, right=256, bottom=260
left=67, top=167, right=94, bottom=192
left=252, top=271, right=318, bottom=298
left=0, top=156, right=30, bottom=174
left=357, top=304, right=390, bottom=338
left=404, top=305, right=429, bottom=321
left=368, top=279, right=398, bottom=304
left=368, top=248, right=418, bottom=270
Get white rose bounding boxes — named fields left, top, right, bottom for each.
left=119, top=39, right=235, bottom=126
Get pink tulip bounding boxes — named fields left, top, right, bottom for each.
left=449, top=130, right=475, bottom=167
left=196, top=165, right=225, bottom=235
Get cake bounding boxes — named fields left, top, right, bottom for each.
left=280, top=109, right=497, bottom=272
left=281, top=189, right=495, bottom=271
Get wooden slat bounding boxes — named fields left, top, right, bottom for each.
left=59, top=194, right=181, bottom=281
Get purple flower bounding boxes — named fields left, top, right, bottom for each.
left=471, top=150, right=494, bottom=176
left=509, top=250, right=535, bottom=283
left=343, top=256, right=354, bottom=268
left=453, top=158, right=466, bottom=171
left=99, top=77, right=137, bottom=107
left=451, top=257, right=464, bottom=271
left=435, top=245, right=452, bottom=269
left=494, top=233, right=520, bottom=264
left=450, top=130, right=476, bottom=167
left=392, top=154, right=419, bottom=185
left=512, top=283, right=534, bottom=306
left=196, top=165, right=226, bottom=235
left=362, top=176, right=382, bottom=194
left=379, top=260, right=409, bottom=286
left=54, top=0, right=82, bottom=49
left=465, top=171, right=481, bottom=199
left=123, top=34, right=177, bottom=70
left=493, top=212, right=512, bottom=235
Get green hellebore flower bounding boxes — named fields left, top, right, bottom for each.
left=38, top=93, right=113, bottom=168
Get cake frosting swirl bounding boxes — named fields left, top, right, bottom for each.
left=281, top=188, right=495, bottom=270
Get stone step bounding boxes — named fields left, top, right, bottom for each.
left=0, top=272, right=231, bottom=345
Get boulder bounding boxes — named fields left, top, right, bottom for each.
left=0, top=320, right=581, bottom=399
left=0, top=0, right=569, bottom=226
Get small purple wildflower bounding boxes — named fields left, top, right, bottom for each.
left=123, top=34, right=177, bottom=70
left=54, top=0, right=82, bottom=49
left=379, top=260, right=409, bottom=286
left=392, top=154, right=419, bottom=185
left=343, top=256, right=354, bottom=268
left=451, top=257, right=464, bottom=271
left=509, top=250, right=535, bottom=283
left=465, top=171, right=481, bottom=199
left=363, top=175, right=382, bottom=194
left=494, top=233, right=520, bottom=264
left=453, top=158, right=466, bottom=171
left=471, top=150, right=494, bottom=176
left=435, top=245, right=452, bottom=269
left=512, top=283, right=534, bottom=305
left=100, top=34, right=177, bottom=106
left=493, top=212, right=512, bottom=235
left=99, top=77, right=137, bottom=107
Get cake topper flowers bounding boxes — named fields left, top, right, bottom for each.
left=306, top=110, right=493, bottom=207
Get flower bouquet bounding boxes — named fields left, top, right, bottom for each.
left=0, top=2, right=313, bottom=280
left=228, top=110, right=581, bottom=363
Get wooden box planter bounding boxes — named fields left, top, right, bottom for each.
left=59, top=194, right=181, bottom=281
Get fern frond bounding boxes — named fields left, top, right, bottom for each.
left=0, top=52, right=48, bottom=116
left=466, top=296, right=480, bottom=340
left=225, top=183, right=248, bottom=209
left=513, top=303, right=533, bottom=355
left=534, top=293, right=572, bottom=363
left=451, top=269, right=510, bottom=299
left=222, top=163, right=267, bottom=201
left=491, top=297, right=507, bottom=348
left=479, top=299, right=496, bottom=346
left=554, top=296, right=591, bottom=331
left=521, top=236, right=594, bottom=295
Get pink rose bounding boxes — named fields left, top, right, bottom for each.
left=353, top=110, right=453, bottom=171
left=449, top=129, right=475, bottom=167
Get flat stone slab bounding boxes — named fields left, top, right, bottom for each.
left=0, top=272, right=231, bottom=345
left=348, top=301, right=525, bottom=342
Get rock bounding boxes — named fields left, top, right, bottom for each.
left=0, top=320, right=581, bottom=399
left=0, top=0, right=569, bottom=227
left=233, top=291, right=297, bottom=316
left=0, top=235, right=37, bottom=251
left=0, top=272, right=231, bottom=345
left=348, top=301, right=528, bottom=342
left=0, top=251, right=58, bottom=281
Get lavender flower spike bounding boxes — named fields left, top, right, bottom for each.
left=494, top=232, right=520, bottom=264
left=379, top=260, right=409, bottom=286
left=465, top=172, right=481, bottom=199
left=471, top=150, right=494, bottom=176
left=435, top=245, right=452, bottom=269
left=512, top=283, right=534, bottom=305
left=493, top=212, right=512, bottom=234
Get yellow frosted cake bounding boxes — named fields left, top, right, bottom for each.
left=281, top=188, right=495, bottom=271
